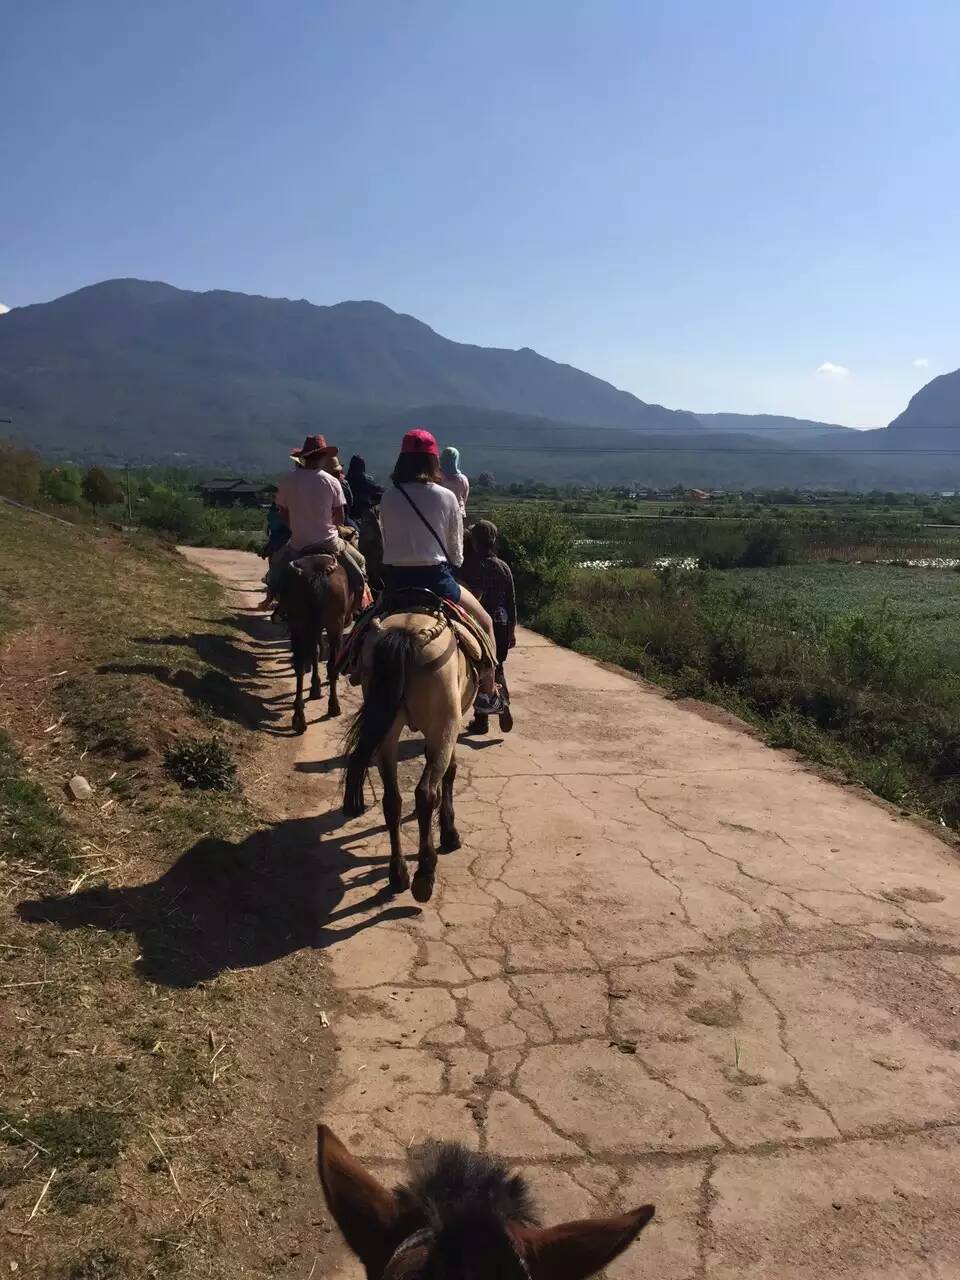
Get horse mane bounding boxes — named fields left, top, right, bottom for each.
left=395, top=1142, right=539, bottom=1232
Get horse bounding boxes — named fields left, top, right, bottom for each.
left=342, top=607, right=475, bottom=902
left=276, top=554, right=354, bottom=732
left=317, top=1124, right=655, bottom=1280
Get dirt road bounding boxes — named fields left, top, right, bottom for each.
left=185, top=547, right=960, bottom=1279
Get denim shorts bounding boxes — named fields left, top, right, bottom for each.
left=382, top=562, right=462, bottom=603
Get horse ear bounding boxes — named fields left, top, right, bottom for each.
left=316, top=1125, right=401, bottom=1275
left=517, top=1205, right=655, bottom=1280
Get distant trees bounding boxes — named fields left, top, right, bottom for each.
left=476, top=471, right=495, bottom=489
left=0, top=440, right=41, bottom=504
left=41, top=463, right=83, bottom=506
left=81, top=465, right=123, bottom=513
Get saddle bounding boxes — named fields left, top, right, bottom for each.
left=337, top=588, right=493, bottom=681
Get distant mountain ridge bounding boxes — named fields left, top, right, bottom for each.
left=0, top=277, right=698, bottom=444
left=0, top=278, right=955, bottom=488
left=888, top=369, right=960, bottom=431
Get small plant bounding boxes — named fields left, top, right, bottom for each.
left=164, top=735, right=237, bottom=790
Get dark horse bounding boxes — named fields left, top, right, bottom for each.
left=276, top=554, right=354, bottom=732
left=317, top=1124, right=654, bottom=1279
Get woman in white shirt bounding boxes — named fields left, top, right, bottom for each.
left=380, top=429, right=503, bottom=714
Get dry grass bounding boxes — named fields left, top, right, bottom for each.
left=0, top=510, right=335, bottom=1278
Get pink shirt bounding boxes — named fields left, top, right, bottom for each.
left=275, top=468, right=343, bottom=549
left=439, top=472, right=469, bottom=512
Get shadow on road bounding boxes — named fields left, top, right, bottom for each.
left=17, top=808, right=418, bottom=988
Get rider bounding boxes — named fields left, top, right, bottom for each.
left=439, top=445, right=469, bottom=513
left=379, top=429, right=504, bottom=716
left=261, top=434, right=366, bottom=607
left=345, top=455, right=384, bottom=520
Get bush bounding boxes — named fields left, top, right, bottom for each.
left=41, top=463, right=83, bottom=506
left=0, top=439, right=41, bottom=504
left=740, top=522, right=794, bottom=567
left=81, top=466, right=123, bottom=513
left=492, top=507, right=575, bottom=617
left=141, top=490, right=202, bottom=539
left=165, top=735, right=237, bottom=790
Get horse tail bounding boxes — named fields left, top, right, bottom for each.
left=343, top=627, right=417, bottom=817
left=279, top=562, right=326, bottom=672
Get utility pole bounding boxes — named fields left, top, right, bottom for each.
left=125, top=464, right=133, bottom=525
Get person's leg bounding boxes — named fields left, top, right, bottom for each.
left=260, top=545, right=294, bottom=607
left=455, top=585, right=499, bottom=699
left=338, top=541, right=366, bottom=607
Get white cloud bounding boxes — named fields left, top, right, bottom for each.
left=912, top=357, right=929, bottom=368
left=0, top=304, right=9, bottom=315
left=816, top=361, right=850, bottom=378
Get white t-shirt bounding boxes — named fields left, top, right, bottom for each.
left=275, top=467, right=344, bottom=549
left=380, top=482, right=464, bottom=568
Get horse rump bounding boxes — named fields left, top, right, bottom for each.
left=342, top=627, right=417, bottom=817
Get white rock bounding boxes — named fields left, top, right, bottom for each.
left=68, top=775, right=94, bottom=800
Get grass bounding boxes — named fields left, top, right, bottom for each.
left=0, top=505, right=269, bottom=1274
left=0, top=729, right=77, bottom=872
left=536, top=562, right=960, bottom=830
left=726, top=563, right=960, bottom=661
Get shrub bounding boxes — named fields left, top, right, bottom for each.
left=81, top=466, right=123, bottom=513
left=0, top=439, right=41, bottom=504
left=492, top=507, right=575, bottom=617
left=165, top=735, right=237, bottom=790
left=141, top=490, right=202, bottom=539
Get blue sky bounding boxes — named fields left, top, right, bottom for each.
left=3, top=0, right=959, bottom=426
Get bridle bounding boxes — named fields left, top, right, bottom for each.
left=386, top=1227, right=533, bottom=1278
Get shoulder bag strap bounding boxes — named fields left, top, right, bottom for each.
left=395, top=483, right=451, bottom=562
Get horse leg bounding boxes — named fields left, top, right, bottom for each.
left=438, top=755, right=461, bottom=853
left=309, top=641, right=322, bottom=701
left=378, top=723, right=408, bottom=894
left=326, top=621, right=342, bottom=718
left=292, top=652, right=307, bottom=735
left=411, top=753, right=441, bottom=903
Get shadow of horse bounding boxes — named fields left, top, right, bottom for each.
left=17, top=809, right=419, bottom=988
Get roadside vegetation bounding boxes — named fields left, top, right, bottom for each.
left=495, top=506, right=960, bottom=834
left=0, top=503, right=309, bottom=1278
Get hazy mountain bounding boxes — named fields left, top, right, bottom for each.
left=0, top=278, right=954, bottom=488
left=694, top=412, right=860, bottom=439
left=0, top=279, right=699, bottom=462
left=888, top=368, right=960, bottom=431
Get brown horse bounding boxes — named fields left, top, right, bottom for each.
left=276, top=554, right=354, bottom=732
left=342, top=610, right=475, bottom=902
left=357, top=506, right=384, bottom=590
left=317, top=1124, right=654, bottom=1280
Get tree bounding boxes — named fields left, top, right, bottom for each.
left=0, top=440, right=41, bottom=504
left=476, top=471, right=495, bottom=489
left=82, top=465, right=123, bottom=513
left=41, top=463, right=83, bottom=506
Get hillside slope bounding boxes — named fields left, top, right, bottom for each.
left=0, top=279, right=697, bottom=461
left=888, top=367, right=960, bottom=431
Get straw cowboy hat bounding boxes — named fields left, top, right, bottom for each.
left=290, top=433, right=339, bottom=463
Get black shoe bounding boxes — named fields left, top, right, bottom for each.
left=466, top=715, right=490, bottom=735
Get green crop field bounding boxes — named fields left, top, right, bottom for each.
left=725, top=563, right=960, bottom=659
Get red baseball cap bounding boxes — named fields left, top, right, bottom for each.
left=400, top=428, right=439, bottom=456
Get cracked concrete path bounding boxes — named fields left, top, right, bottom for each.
left=187, top=548, right=960, bottom=1279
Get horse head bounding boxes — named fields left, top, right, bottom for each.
left=317, top=1125, right=654, bottom=1280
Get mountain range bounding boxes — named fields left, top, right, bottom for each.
left=0, top=279, right=956, bottom=489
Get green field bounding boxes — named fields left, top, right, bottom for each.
left=726, top=563, right=960, bottom=659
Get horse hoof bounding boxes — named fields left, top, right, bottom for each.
left=411, top=871, right=435, bottom=903
left=440, top=829, right=462, bottom=853
left=499, top=706, right=514, bottom=733
left=343, top=800, right=365, bottom=819
left=292, top=713, right=307, bottom=735
left=390, top=866, right=411, bottom=894
left=328, top=703, right=342, bottom=718
left=308, top=687, right=322, bottom=701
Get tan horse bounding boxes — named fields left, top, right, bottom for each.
left=277, top=555, right=355, bottom=732
left=342, top=611, right=476, bottom=902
